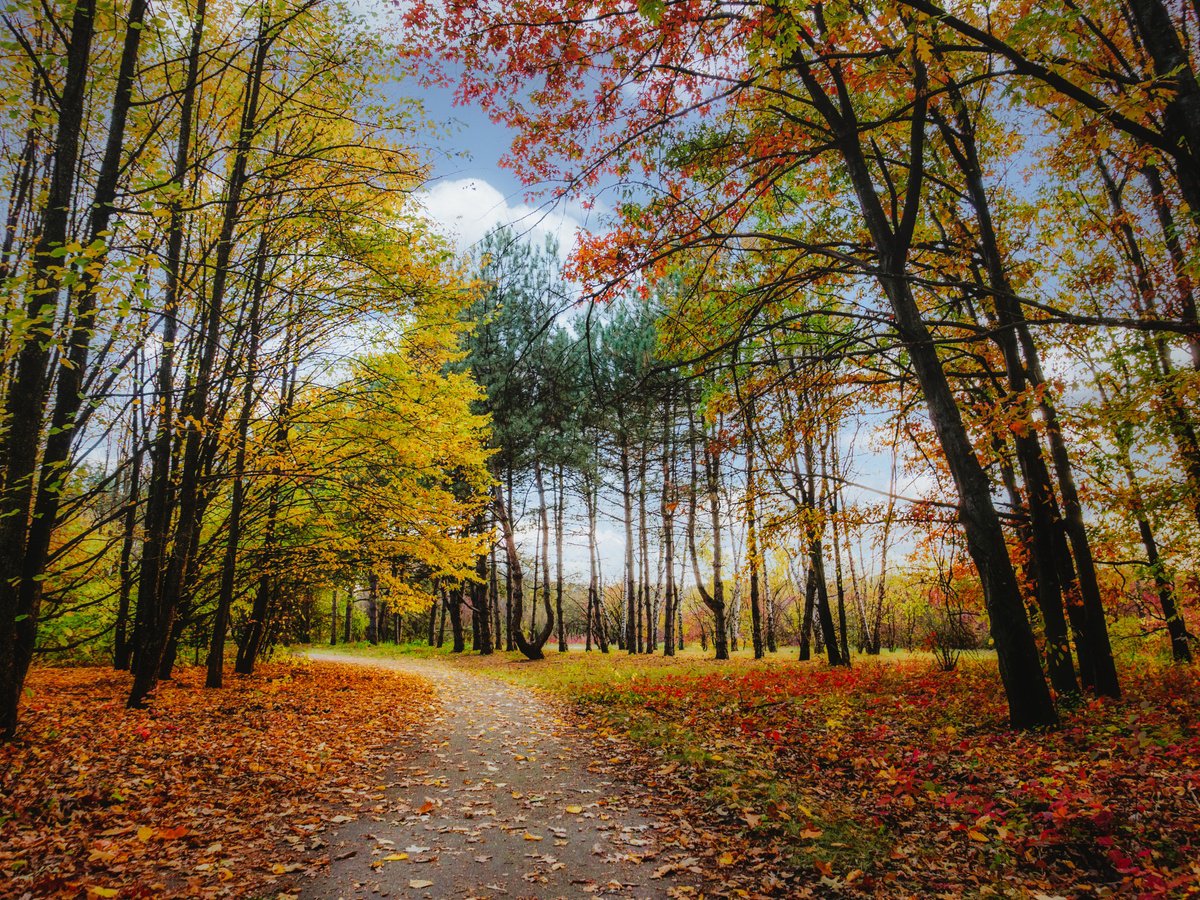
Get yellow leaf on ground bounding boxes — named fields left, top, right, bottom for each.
left=565, top=805, right=583, bottom=814
left=717, top=851, right=734, bottom=866
left=524, top=833, right=543, bottom=841
left=383, top=853, right=408, bottom=861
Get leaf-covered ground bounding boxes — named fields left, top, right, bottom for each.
left=402, top=647, right=1200, bottom=897
left=0, top=660, right=436, bottom=899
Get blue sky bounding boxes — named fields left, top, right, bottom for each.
left=390, top=62, right=592, bottom=259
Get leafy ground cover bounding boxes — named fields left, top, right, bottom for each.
left=363, top=644, right=1200, bottom=897
left=0, top=660, right=435, bottom=899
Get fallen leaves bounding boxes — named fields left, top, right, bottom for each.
left=0, top=660, right=436, bottom=898
left=558, top=655, right=1200, bottom=897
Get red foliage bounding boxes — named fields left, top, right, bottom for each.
left=581, top=660, right=1200, bottom=896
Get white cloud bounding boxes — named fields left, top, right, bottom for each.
left=416, top=177, right=587, bottom=259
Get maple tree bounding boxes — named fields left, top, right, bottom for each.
left=401, top=0, right=1198, bottom=728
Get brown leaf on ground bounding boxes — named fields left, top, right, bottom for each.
left=0, top=660, right=436, bottom=898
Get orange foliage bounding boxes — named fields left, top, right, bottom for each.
left=0, top=661, right=435, bottom=898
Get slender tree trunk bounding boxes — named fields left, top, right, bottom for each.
left=638, top=437, right=650, bottom=653
left=535, top=460, right=553, bottom=645
left=790, top=51, right=1056, bottom=725
left=114, top=420, right=142, bottom=671
left=477, top=541, right=494, bottom=655
left=0, top=0, right=96, bottom=737
left=366, top=573, right=379, bottom=645
left=745, top=419, right=764, bottom=660
left=131, top=13, right=270, bottom=708
left=495, top=482, right=552, bottom=659
left=437, top=586, right=447, bottom=648
left=448, top=585, right=465, bottom=653
left=763, top=553, right=777, bottom=653
left=426, top=585, right=437, bottom=646
left=620, top=435, right=637, bottom=654
left=685, top=392, right=728, bottom=660
left=505, top=465, right=515, bottom=650
left=206, top=229, right=268, bottom=689
left=555, top=464, right=567, bottom=652
left=662, top=400, right=677, bottom=657
left=490, top=532, right=501, bottom=648
left=799, top=567, right=816, bottom=661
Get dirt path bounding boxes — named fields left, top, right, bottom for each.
left=302, top=652, right=703, bottom=899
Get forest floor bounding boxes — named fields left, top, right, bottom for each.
left=303, top=650, right=710, bottom=899
left=333, top=642, right=1200, bottom=898
left=0, top=660, right=437, bottom=899
left=3, top=647, right=1198, bottom=899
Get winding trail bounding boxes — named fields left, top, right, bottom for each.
left=303, top=652, right=703, bottom=900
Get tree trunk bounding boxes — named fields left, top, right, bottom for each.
left=130, top=12, right=269, bottom=708
left=745, top=419, right=764, bottom=660
left=685, top=391, right=728, bottom=660
left=448, top=585, right=465, bottom=653
left=799, top=567, right=816, bottom=661
left=620, top=435, right=637, bottom=654
left=476, top=545, right=494, bottom=655
left=206, top=229, right=268, bottom=689
left=661, top=399, right=677, bottom=657
left=791, top=51, right=1056, bottom=725
left=555, top=464, right=567, bottom=652
left=494, top=482, right=553, bottom=659
left=0, top=0, right=95, bottom=738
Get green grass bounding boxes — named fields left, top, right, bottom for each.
left=303, top=639, right=959, bottom=690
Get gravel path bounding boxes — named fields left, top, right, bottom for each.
left=302, top=652, right=703, bottom=900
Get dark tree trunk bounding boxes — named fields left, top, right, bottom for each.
left=790, top=50, right=1057, bottom=726
left=638, top=436, right=650, bottom=653
left=366, top=573, right=379, bottom=645
left=476, top=543, right=494, bottom=655
left=437, top=586, right=447, bottom=648
left=505, top=466, right=515, bottom=650
left=494, top=482, right=553, bottom=660
left=555, top=464, right=567, bottom=652
left=490, top=535, right=501, bottom=649
left=799, top=567, right=816, bottom=662
left=620, top=435, right=637, bottom=654
left=206, top=229, right=268, bottom=689
left=745, top=421, right=764, bottom=660
left=131, top=12, right=268, bottom=708
left=685, top=392, right=728, bottom=660
left=448, top=585, right=465, bottom=653
left=661, top=399, right=677, bottom=657
left=114, top=429, right=142, bottom=671
left=0, top=0, right=95, bottom=737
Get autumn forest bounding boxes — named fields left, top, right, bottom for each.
left=0, top=0, right=1198, bottom=896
